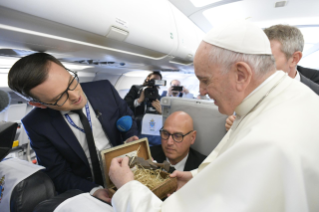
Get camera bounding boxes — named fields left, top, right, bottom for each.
left=143, top=79, right=166, bottom=101
left=143, top=79, right=166, bottom=113
left=172, top=86, right=183, bottom=92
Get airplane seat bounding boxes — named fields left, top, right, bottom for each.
left=10, top=171, right=55, bottom=212
left=0, top=121, right=55, bottom=212
left=160, top=97, right=228, bottom=156
left=33, top=189, right=83, bottom=212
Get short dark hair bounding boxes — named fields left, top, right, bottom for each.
left=8, top=53, right=65, bottom=99
left=143, top=71, right=162, bottom=85
left=147, top=71, right=162, bottom=80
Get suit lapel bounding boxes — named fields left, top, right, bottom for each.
left=85, top=95, right=114, bottom=144
left=49, top=109, right=90, bottom=168
left=184, top=151, right=192, bottom=171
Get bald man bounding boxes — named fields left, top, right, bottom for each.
left=150, top=111, right=206, bottom=172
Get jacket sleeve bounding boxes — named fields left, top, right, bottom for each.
left=22, top=119, right=98, bottom=193
left=109, top=84, right=139, bottom=139
left=124, top=86, right=139, bottom=112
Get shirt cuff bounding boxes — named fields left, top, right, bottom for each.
left=134, top=98, right=141, bottom=107
left=89, top=186, right=103, bottom=196
left=190, top=169, right=198, bottom=177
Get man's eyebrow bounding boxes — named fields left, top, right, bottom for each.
left=50, top=75, right=73, bottom=101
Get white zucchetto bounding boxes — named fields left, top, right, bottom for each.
left=203, top=21, right=272, bottom=55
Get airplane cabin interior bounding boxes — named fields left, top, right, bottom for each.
left=0, top=0, right=319, bottom=211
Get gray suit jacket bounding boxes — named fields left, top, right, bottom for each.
left=297, top=66, right=319, bottom=84
left=300, top=72, right=319, bottom=95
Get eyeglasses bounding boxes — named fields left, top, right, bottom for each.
left=32, top=69, right=79, bottom=107
left=159, top=128, right=194, bottom=143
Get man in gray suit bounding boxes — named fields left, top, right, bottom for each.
left=264, top=24, right=319, bottom=95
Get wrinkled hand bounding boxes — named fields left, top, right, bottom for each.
left=138, top=89, right=145, bottom=104
left=109, top=157, right=134, bottom=189
left=167, top=170, right=193, bottom=196
left=124, top=135, right=139, bottom=144
left=93, top=188, right=112, bottom=203
left=225, top=115, right=236, bottom=131
left=151, top=99, right=162, bottom=114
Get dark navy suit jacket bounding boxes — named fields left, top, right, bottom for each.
left=300, top=73, right=319, bottom=95
left=22, top=80, right=138, bottom=193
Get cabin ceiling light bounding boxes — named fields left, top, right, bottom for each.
left=0, top=73, right=8, bottom=87
left=61, top=62, right=94, bottom=71
left=0, top=69, right=10, bottom=74
left=190, top=0, right=223, bottom=7
left=124, top=71, right=152, bottom=77
left=203, top=1, right=248, bottom=27
left=0, top=57, right=19, bottom=68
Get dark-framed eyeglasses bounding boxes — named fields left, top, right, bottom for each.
left=159, top=128, right=194, bottom=143
left=32, top=69, right=79, bottom=107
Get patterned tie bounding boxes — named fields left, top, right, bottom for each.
left=72, top=109, right=104, bottom=186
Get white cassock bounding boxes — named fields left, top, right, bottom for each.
left=111, top=71, right=319, bottom=212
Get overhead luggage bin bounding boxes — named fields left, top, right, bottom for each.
left=0, top=0, right=179, bottom=61
left=168, top=4, right=205, bottom=65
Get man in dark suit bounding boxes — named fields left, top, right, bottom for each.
left=8, top=53, right=138, bottom=202
left=124, top=71, right=163, bottom=120
left=151, top=111, right=206, bottom=172
left=264, top=25, right=319, bottom=95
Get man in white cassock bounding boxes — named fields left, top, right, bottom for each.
left=54, top=21, right=319, bottom=212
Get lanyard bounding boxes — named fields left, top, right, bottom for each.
left=64, top=103, right=92, bottom=133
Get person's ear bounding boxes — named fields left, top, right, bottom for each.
left=190, top=130, right=197, bottom=145
left=289, top=51, right=302, bottom=68
left=234, top=62, right=252, bottom=92
left=28, top=101, right=47, bottom=109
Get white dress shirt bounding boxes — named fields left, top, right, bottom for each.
left=166, top=153, right=189, bottom=171
left=61, top=100, right=112, bottom=184
left=294, top=70, right=301, bottom=81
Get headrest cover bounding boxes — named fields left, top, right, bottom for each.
left=203, top=21, right=272, bottom=55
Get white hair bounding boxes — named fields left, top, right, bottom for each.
left=208, top=45, right=276, bottom=78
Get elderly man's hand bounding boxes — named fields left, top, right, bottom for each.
left=225, top=115, right=236, bottom=131
left=109, top=157, right=134, bottom=189
left=92, top=188, right=112, bottom=203
left=167, top=170, right=193, bottom=196
left=124, top=135, right=139, bottom=144
left=151, top=99, right=162, bottom=114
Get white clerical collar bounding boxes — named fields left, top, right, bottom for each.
left=235, top=71, right=287, bottom=118
left=245, top=71, right=280, bottom=100
left=294, top=70, right=301, bottom=82
left=167, top=153, right=189, bottom=171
